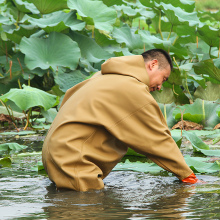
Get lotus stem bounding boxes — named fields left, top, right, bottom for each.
left=92, top=26, right=94, bottom=38
left=218, top=38, right=220, bottom=58
left=143, top=43, right=145, bottom=51
left=0, top=100, right=15, bottom=124
left=17, top=58, right=24, bottom=74
left=172, top=36, right=179, bottom=46
left=209, top=46, right=212, bottom=57
left=177, top=107, right=185, bottom=137
left=167, top=24, right=173, bottom=40
left=173, top=57, right=193, bottom=103
left=202, top=99, right=205, bottom=122
left=196, top=36, right=198, bottom=48
left=6, top=60, right=12, bottom=79
left=164, top=104, right=167, bottom=122
left=158, top=10, right=163, bottom=40
left=173, top=84, right=179, bottom=96
left=28, top=75, right=30, bottom=86
left=23, top=109, right=32, bottom=130
left=18, top=79, right=22, bottom=89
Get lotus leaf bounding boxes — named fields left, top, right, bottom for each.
left=173, top=99, right=220, bottom=128
left=193, top=59, right=220, bottom=83
left=0, top=142, right=27, bottom=152
left=183, top=131, right=220, bottom=156
left=184, top=155, right=220, bottom=173
left=27, top=0, right=67, bottom=14
left=0, top=84, right=59, bottom=111
left=67, top=0, right=117, bottom=32
left=112, top=25, right=143, bottom=50
left=0, top=157, right=11, bottom=167
left=69, top=31, right=112, bottom=63
left=113, top=159, right=164, bottom=174
left=20, top=32, right=81, bottom=70
left=12, top=0, right=40, bottom=14
left=194, top=81, right=220, bottom=101
left=155, top=2, right=199, bottom=26
left=197, top=25, right=220, bottom=48
left=102, top=0, right=123, bottom=7
left=154, top=0, right=195, bottom=12
left=158, top=102, right=177, bottom=128
left=23, top=11, right=85, bottom=33
left=151, top=87, right=175, bottom=104
left=55, top=69, right=86, bottom=92
left=138, top=30, right=172, bottom=48
left=5, top=25, right=37, bottom=44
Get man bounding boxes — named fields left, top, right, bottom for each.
left=42, top=49, right=199, bottom=192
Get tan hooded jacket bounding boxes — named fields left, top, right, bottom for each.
left=42, top=55, right=193, bottom=191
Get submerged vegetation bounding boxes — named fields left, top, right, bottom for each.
left=0, top=0, right=220, bottom=175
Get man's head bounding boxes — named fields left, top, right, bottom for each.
left=141, top=49, right=173, bottom=92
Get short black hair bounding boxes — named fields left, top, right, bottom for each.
left=141, top=49, right=173, bottom=71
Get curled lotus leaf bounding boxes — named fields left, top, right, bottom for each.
left=0, top=84, right=59, bottom=111
left=67, top=0, right=117, bottom=32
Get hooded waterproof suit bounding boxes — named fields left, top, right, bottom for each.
left=42, top=55, right=193, bottom=191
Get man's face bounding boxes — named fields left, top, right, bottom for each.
left=145, top=60, right=171, bottom=92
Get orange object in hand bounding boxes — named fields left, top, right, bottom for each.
left=182, top=173, right=199, bottom=184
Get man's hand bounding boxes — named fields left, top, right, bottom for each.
left=182, top=173, right=200, bottom=184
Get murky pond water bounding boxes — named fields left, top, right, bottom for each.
left=0, top=135, right=220, bottom=220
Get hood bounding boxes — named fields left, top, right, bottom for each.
left=101, top=55, right=149, bottom=86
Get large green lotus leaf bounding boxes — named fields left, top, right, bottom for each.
left=158, top=102, right=177, bottom=129
left=94, top=29, right=118, bottom=48
left=217, top=106, right=220, bottom=118
left=167, top=68, right=182, bottom=85
left=184, top=155, right=220, bottom=174
left=193, top=59, right=220, bottom=83
left=20, top=32, right=80, bottom=70
left=113, top=159, right=163, bottom=174
left=173, top=99, right=220, bottom=128
left=68, top=31, right=112, bottom=63
left=67, top=0, right=117, bottom=32
left=138, top=30, right=172, bottom=48
left=24, top=11, right=85, bottom=33
left=151, top=87, right=175, bottom=104
left=156, top=2, right=199, bottom=26
left=112, top=26, right=143, bottom=50
left=27, top=0, right=67, bottom=14
left=0, top=84, right=59, bottom=111
left=6, top=25, right=37, bottom=44
left=41, top=108, right=57, bottom=123
left=55, top=69, right=86, bottom=92
left=154, top=0, right=195, bottom=12
left=102, top=0, right=123, bottom=7
left=12, top=0, right=40, bottom=14
left=197, top=25, right=220, bottom=47
left=182, top=131, right=210, bottom=151
left=0, top=142, right=27, bottom=153
left=194, top=81, right=220, bottom=101
left=0, top=14, right=15, bottom=25
left=114, top=5, right=138, bottom=17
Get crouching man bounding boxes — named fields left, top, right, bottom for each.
left=42, top=49, right=199, bottom=191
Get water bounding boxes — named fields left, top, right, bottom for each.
left=0, top=136, right=220, bottom=219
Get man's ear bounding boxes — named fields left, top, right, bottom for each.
left=149, top=59, right=158, bottom=70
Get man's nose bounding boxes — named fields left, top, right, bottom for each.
left=157, top=85, right=162, bottom=90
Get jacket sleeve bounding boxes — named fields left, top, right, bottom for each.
left=106, top=98, right=193, bottom=180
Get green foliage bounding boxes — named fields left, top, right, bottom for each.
left=0, top=0, right=220, bottom=127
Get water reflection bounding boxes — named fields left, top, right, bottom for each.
left=0, top=171, right=220, bottom=219
left=43, top=172, right=220, bottom=219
